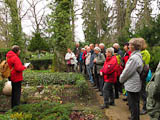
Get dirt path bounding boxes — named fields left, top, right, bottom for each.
left=89, top=83, right=150, bottom=120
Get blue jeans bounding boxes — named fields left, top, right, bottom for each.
left=86, top=65, right=94, bottom=83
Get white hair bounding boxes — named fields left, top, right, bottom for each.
left=99, top=43, right=105, bottom=47
left=81, top=48, right=85, bottom=50
left=94, top=47, right=101, bottom=52
left=113, top=43, right=120, bottom=48
left=106, top=47, right=114, bottom=56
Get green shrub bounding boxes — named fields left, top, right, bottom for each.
left=30, top=58, right=52, bottom=70
left=23, top=72, right=88, bottom=96
left=149, top=46, right=160, bottom=71
left=0, top=48, right=10, bottom=61
left=6, top=101, right=72, bottom=120
left=23, top=72, right=85, bottom=86
left=0, top=79, right=7, bottom=94
left=76, top=78, right=88, bottom=96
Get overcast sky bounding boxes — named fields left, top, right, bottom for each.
left=22, top=0, right=159, bottom=42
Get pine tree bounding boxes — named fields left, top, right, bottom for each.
left=82, top=0, right=110, bottom=44
left=4, top=0, right=23, bottom=48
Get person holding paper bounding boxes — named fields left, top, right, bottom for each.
left=6, top=45, right=27, bottom=108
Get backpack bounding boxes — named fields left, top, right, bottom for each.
left=137, top=54, right=150, bottom=82
left=115, top=54, right=123, bottom=76
left=140, top=63, right=150, bottom=82
left=0, top=60, right=11, bottom=78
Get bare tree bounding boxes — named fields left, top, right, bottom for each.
left=26, top=0, right=47, bottom=33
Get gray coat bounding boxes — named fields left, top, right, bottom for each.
left=119, top=51, right=143, bottom=92
left=94, top=53, right=105, bottom=74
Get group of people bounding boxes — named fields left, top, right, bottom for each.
left=65, top=38, right=160, bottom=120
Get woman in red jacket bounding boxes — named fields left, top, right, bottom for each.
left=100, top=47, right=118, bottom=109
left=7, top=45, right=26, bottom=108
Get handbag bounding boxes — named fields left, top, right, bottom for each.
left=67, top=60, right=71, bottom=65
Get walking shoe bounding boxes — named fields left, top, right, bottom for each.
left=100, top=93, right=103, bottom=96
left=100, top=104, right=109, bottom=109
left=93, top=86, right=98, bottom=89
left=109, top=102, right=115, bottom=106
left=122, top=98, right=127, bottom=101
left=140, top=109, right=147, bottom=115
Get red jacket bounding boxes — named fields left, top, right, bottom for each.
left=100, top=56, right=118, bottom=83
left=82, top=50, right=87, bottom=60
left=6, top=51, right=26, bottom=82
left=122, top=51, right=131, bottom=67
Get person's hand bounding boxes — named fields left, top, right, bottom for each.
left=93, top=59, right=96, bottom=63
left=100, top=72, right=103, bottom=76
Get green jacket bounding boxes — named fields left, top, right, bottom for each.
left=141, top=49, right=151, bottom=65
left=146, top=62, right=160, bottom=118
left=95, top=53, right=105, bottom=74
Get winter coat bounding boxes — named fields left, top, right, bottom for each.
left=122, top=51, right=132, bottom=68
left=65, top=52, right=77, bottom=65
left=85, top=53, right=91, bottom=65
left=89, top=53, right=96, bottom=69
left=100, top=56, right=118, bottom=83
left=6, top=51, right=26, bottom=83
left=141, top=49, right=150, bottom=65
left=119, top=51, right=143, bottom=92
left=82, top=51, right=87, bottom=60
left=146, top=62, right=160, bottom=117
left=94, top=53, right=105, bottom=74
left=74, top=47, right=81, bottom=62
left=79, top=52, right=83, bottom=62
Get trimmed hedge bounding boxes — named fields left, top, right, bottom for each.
left=30, top=58, right=52, bottom=70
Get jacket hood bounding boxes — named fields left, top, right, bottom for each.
left=6, top=51, right=18, bottom=59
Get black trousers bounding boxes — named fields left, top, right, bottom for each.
left=103, top=82, right=114, bottom=105
left=140, top=81, right=147, bottom=111
left=99, top=75, right=104, bottom=93
left=11, top=81, right=22, bottom=108
left=95, top=74, right=100, bottom=90
left=128, top=91, right=140, bottom=120
left=114, top=77, right=122, bottom=98
left=79, top=61, right=83, bottom=73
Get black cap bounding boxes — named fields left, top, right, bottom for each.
left=124, top=42, right=129, bottom=46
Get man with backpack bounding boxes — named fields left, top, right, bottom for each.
left=6, top=45, right=27, bottom=108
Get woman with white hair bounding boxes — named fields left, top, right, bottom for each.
left=120, top=38, right=143, bottom=120
left=93, top=47, right=105, bottom=94
left=100, top=47, right=118, bottom=109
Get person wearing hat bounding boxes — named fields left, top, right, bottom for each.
left=93, top=47, right=105, bottom=95
left=122, top=43, right=132, bottom=68
left=100, top=47, right=118, bottom=109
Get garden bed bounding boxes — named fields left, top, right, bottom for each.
left=0, top=71, right=107, bottom=120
